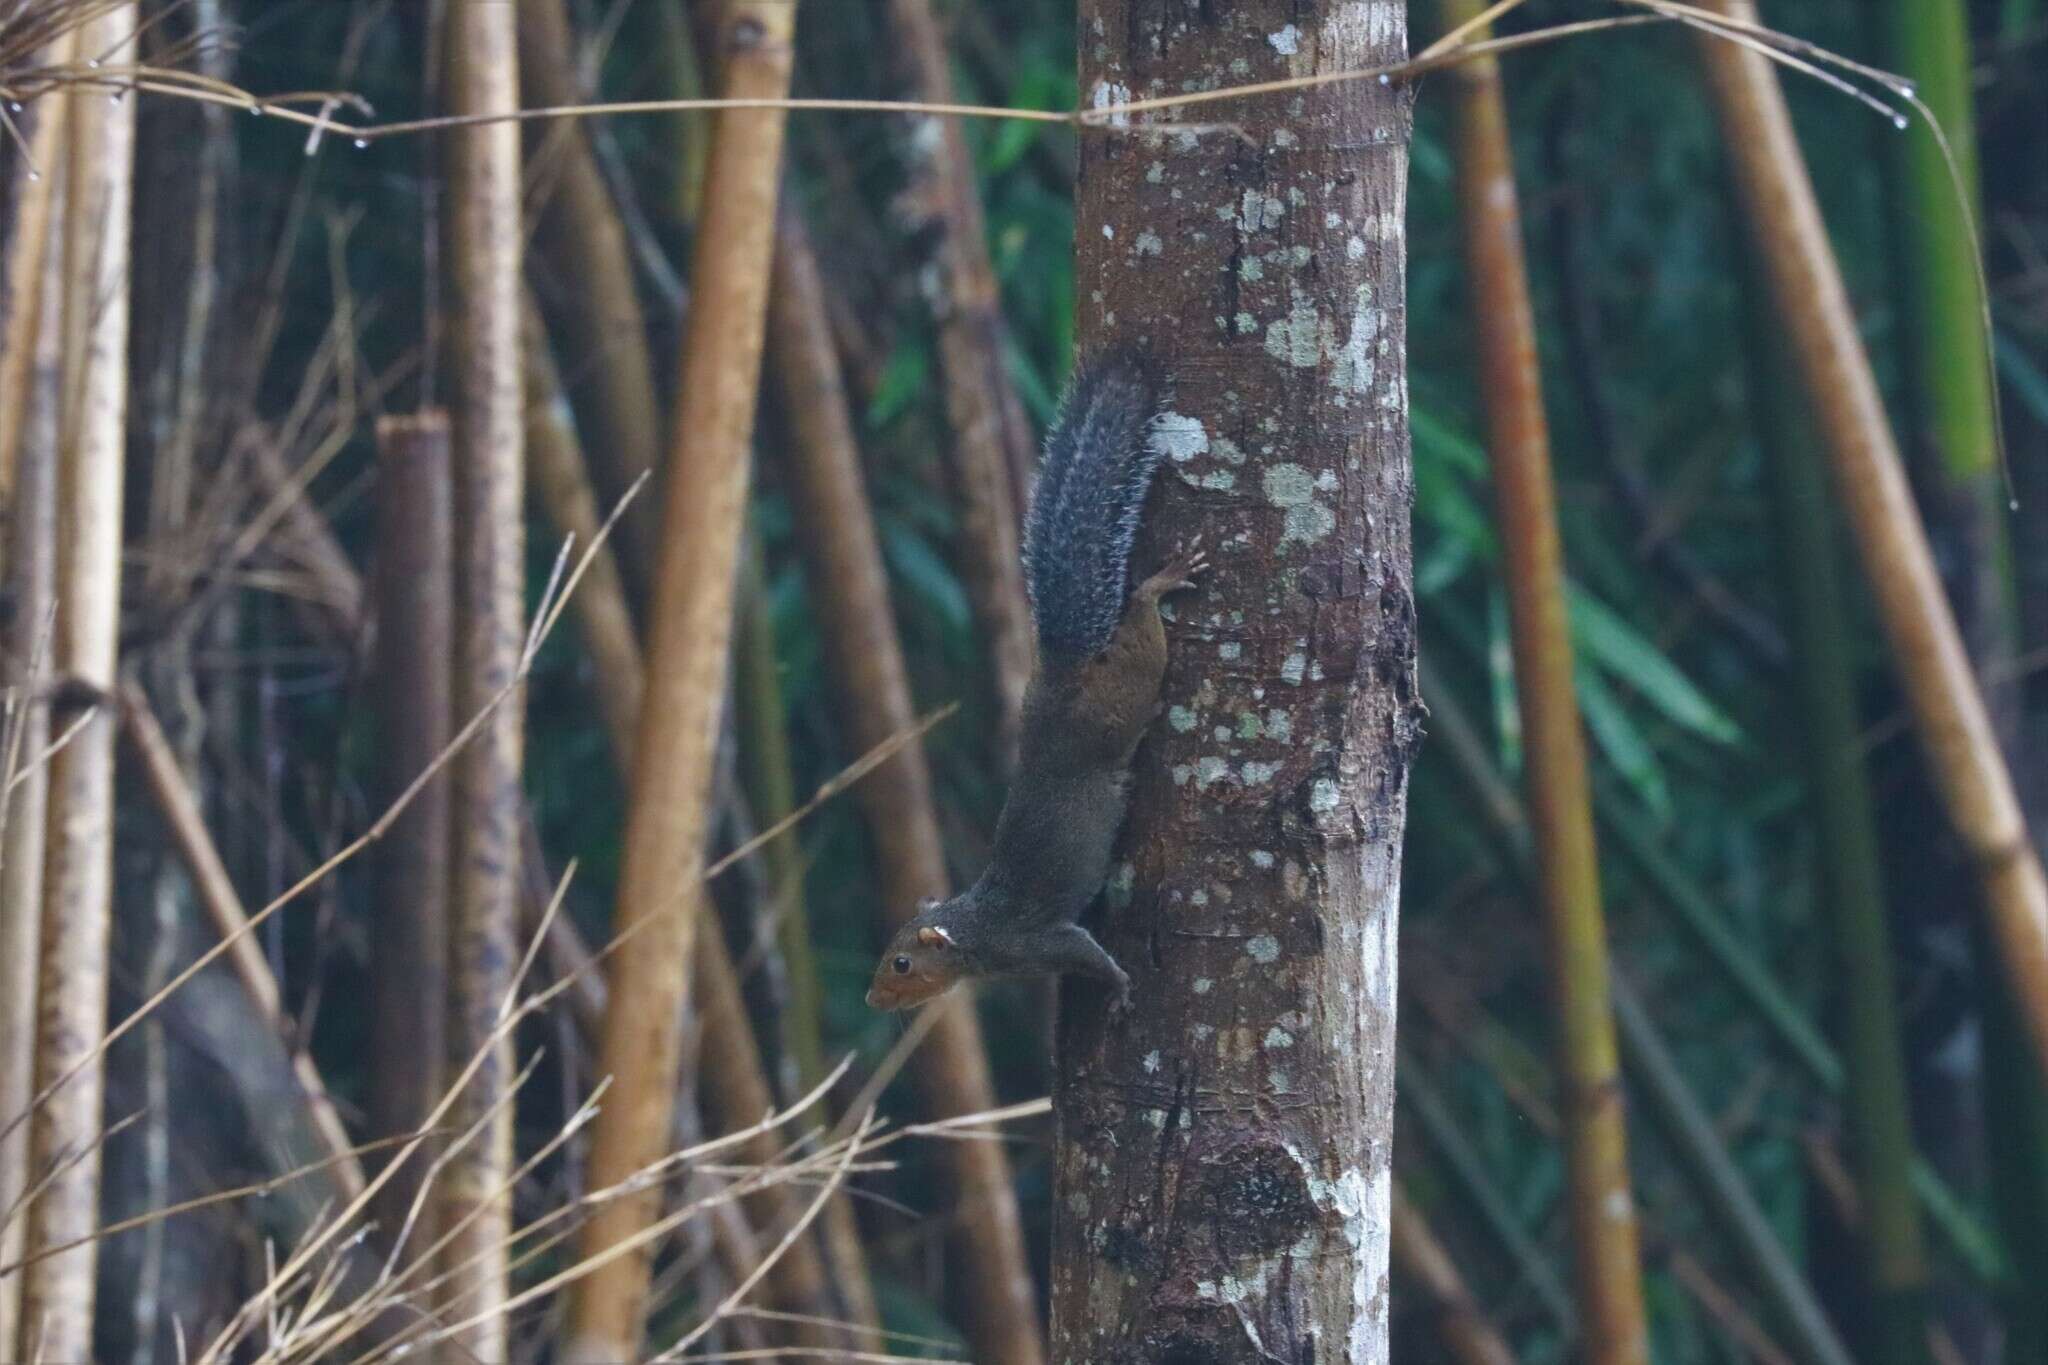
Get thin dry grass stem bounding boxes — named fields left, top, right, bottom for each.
left=2, top=6, right=1939, bottom=152
left=725, top=1307, right=962, bottom=1353
left=648, top=1114, right=877, bottom=1363
left=0, top=1134, right=434, bottom=1281
left=0, top=1110, right=141, bottom=1245
left=363, top=1070, right=867, bottom=1365
left=0, top=483, right=641, bottom=1163
left=165, top=696, right=953, bottom=1363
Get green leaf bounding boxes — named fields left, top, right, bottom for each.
left=878, top=521, right=971, bottom=632
left=866, top=342, right=931, bottom=430
left=1567, top=585, right=1744, bottom=745
left=1577, top=664, right=1672, bottom=821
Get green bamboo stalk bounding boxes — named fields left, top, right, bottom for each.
left=1439, top=4, right=1648, bottom=1355
left=1880, top=2, right=2048, bottom=1340
left=1748, top=274, right=1932, bottom=1365
left=732, top=535, right=825, bottom=1106
left=1882, top=0, right=2002, bottom=530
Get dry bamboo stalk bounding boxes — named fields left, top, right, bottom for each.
left=19, top=10, right=135, bottom=1357
left=368, top=411, right=454, bottom=1247
left=439, top=0, right=525, bottom=1351
left=521, top=296, right=643, bottom=768
left=768, top=207, right=1044, bottom=1365
left=0, top=92, right=66, bottom=1359
left=0, top=80, right=68, bottom=537
left=1692, top=0, right=2048, bottom=1078
left=565, top=5, right=800, bottom=1357
left=1392, top=1184, right=1521, bottom=1365
left=523, top=294, right=867, bottom=1347
left=517, top=0, right=667, bottom=596
left=118, top=683, right=366, bottom=1195
left=885, top=0, right=1036, bottom=772
left=1441, top=3, right=1648, bottom=1358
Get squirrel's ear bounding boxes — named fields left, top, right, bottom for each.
left=916, top=896, right=940, bottom=914
left=916, top=925, right=956, bottom=949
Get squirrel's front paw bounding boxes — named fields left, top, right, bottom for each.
left=1149, top=539, right=1210, bottom=596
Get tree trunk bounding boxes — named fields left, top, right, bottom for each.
left=0, top=82, right=67, bottom=1358
left=439, top=0, right=525, bottom=1352
left=1051, top=5, right=1418, bottom=1362
left=1438, top=5, right=1648, bottom=1358
left=768, top=207, right=1045, bottom=1365
left=368, top=411, right=454, bottom=1251
left=565, top=5, right=798, bottom=1357
left=20, top=10, right=136, bottom=1357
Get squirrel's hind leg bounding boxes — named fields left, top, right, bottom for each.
left=1077, top=541, right=1209, bottom=752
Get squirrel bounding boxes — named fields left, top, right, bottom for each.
left=865, top=351, right=1205, bottom=1012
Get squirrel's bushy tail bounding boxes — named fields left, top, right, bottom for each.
left=1022, top=350, right=1168, bottom=661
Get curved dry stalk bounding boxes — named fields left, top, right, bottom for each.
left=517, top=0, right=665, bottom=594
left=885, top=0, right=1035, bottom=774
left=17, top=9, right=133, bottom=1357
left=1440, top=2, right=1647, bottom=1357
left=1692, top=0, right=2048, bottom=1081
left=565, top=4, right=802, bottom=1357
left=1391, top=1184, right=1520, bottom=1365
left=767, top=207, right=1043, bottom=1365
left=119, top=684, right=365, bottom=1196
left=520, top=298, right=642, bottom=769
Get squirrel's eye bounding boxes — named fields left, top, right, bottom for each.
left=892, top=956, right=912, bottom=975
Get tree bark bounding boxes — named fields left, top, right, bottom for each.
left=439, top=0, right=525, bottom=1352
left=1050, top=5, right=1418, bottom=1362
left=1691, top=0, right=2048, bottom=1082
left=1438, top=5, right=1648, bottom=1359
left=768, top=207, right=1045, bottom=1365
left=20, top=10, right=135, bottom=1357
left=369, top=411, right=454, bottom=1251
left=565, top=5, right=798, bottom=1357
left=885, top=0, right=1037, bottom=772
left=0, top=84, right=66, bottom=1358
